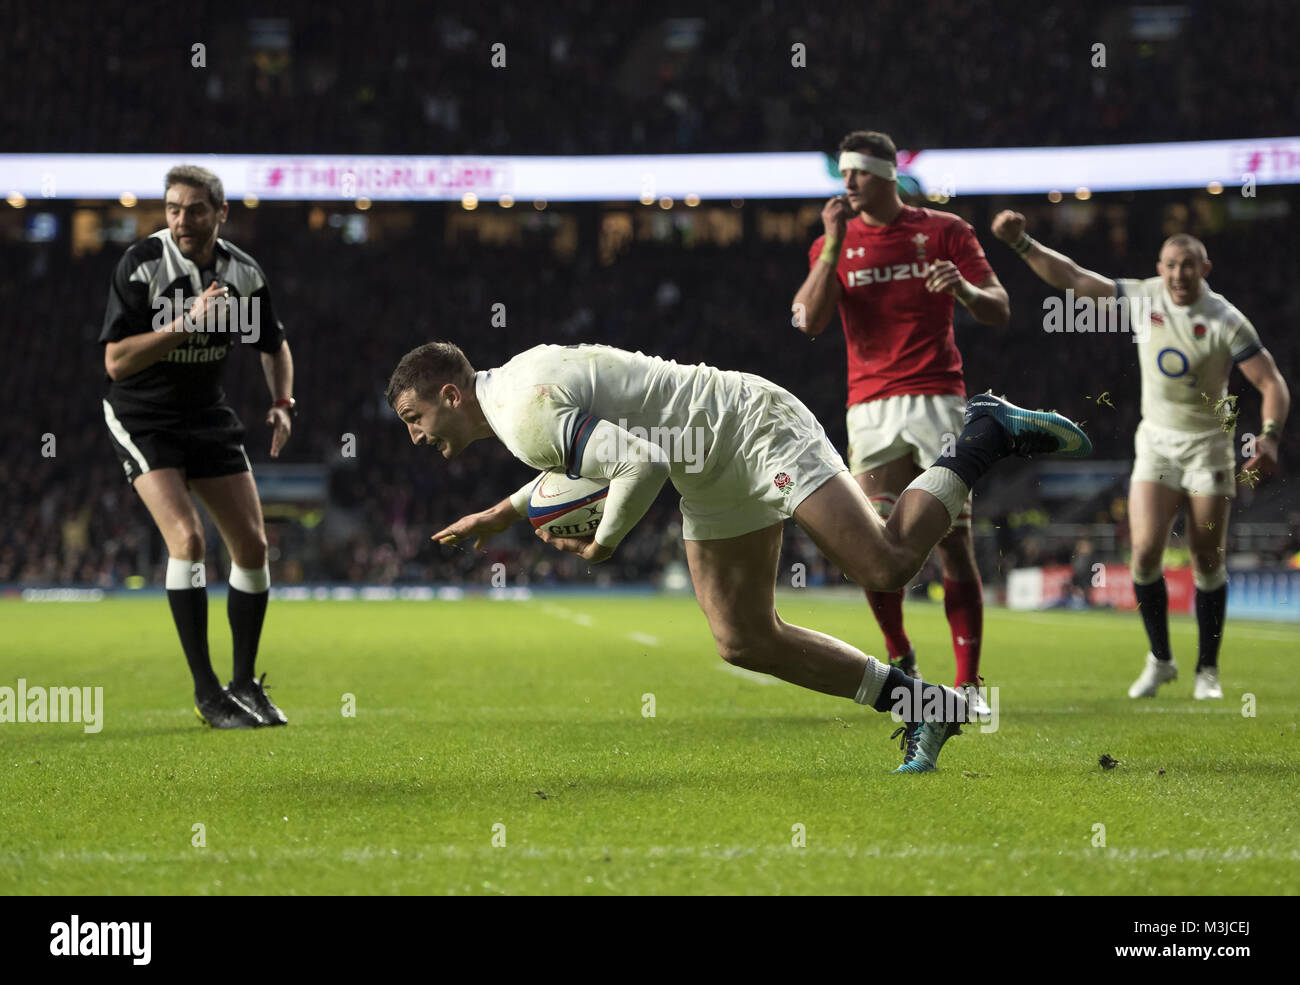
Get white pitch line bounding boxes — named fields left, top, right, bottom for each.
left=543, top=606, right=658, bottom=641
left=5, top=842, right=1297, bottom=867
left=541, top=605, right=593, bottom=628
left=1127, top=706, right=1252, bottom=715
left=718, top=664, right=782, bottom=686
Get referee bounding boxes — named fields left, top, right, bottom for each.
left=100, top=165, right=294, bottom=728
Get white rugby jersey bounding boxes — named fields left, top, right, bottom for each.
left=1116, top=277, right=1263, bottom=432
left=475, top=344, right=734, bottom=482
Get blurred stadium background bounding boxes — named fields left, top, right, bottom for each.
left=3, top=0, right=1298, bottom=618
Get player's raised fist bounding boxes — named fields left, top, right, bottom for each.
left=822, top=195, right=851, bottom=240
left=991, top=210, right=1026, bottom=244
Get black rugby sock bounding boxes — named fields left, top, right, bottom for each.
left=1134, top=578, right=1172, bottom=662
left=168, top=587, right=220, bottom=698
left=935, top=415, right=1014, bottom=488
left=872, top=665, right=967, bottom=722
left=228, top=586, right=269, bottom=686
left=1195, top=585, right=1227, bottom=670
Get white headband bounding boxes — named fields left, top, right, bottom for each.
left=839, top=151, right=897, bottom=180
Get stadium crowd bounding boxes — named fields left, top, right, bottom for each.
left=2, top=191, right=1297, bottom=588
left=5, top=0, right=1298, bottom=588
left=6, top=1, right=1299, bottom=155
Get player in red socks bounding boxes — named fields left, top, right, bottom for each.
left=793, top=130, right=1010, bottom=712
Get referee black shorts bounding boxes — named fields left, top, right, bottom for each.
left=102, top=399, right=251, bottom=485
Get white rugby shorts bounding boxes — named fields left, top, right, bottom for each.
left=846, top=393, right=972, bottom=525
left=1131, top=419, right=1236, bottom=498
left=677, top=375, right=846, bottom=541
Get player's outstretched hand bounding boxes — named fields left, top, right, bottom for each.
left=433, top=510, right=514, bottom=551
left=991, top=210, right=1026, bottom=244
left=534, top=528, right=613, bottom=564
left=266, top=405, right=292, bottom=457
left=1241, top=435, right=1280, bottom=481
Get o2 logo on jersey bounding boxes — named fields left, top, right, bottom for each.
left=1157, top=346, right=1198, bottom=388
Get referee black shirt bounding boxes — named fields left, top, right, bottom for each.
left=100, top=228, right=286, bottom=413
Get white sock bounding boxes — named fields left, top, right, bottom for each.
left=1194, top=566, right=1227, bottom=591
left=166, top=557, right=205, bottom=590
left=230, top=562, right=270, bottom=594
left=903, top=466, right=970, bottom=525
left=853, top=656, right=891, bottom=706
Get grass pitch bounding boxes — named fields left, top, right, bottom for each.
left=2, top=592, right=1296, bottom=895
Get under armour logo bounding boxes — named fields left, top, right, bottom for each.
left=956, top=636, right=980, bottom=646
left=844, top=247, right=866, bottom=259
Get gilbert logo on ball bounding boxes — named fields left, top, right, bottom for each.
left=528, top=471, right=610, bottom=538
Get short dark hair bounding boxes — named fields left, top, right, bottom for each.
left=838, top=130, right=898, bottom=165
left=165, top=164, right=225, bottom=210
left=1161, top=233, right=1208, bottom=262
left=386, top=341, right=475, bottom=408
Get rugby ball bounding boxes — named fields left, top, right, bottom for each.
left=527, top=471, right=609, bottom=538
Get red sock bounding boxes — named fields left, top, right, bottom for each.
left=943, top=576, right=984, bottom=686
left=865, top=589, right=911, bottom=660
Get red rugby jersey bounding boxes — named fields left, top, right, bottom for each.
left=808, top=206, right=993, bottom=406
